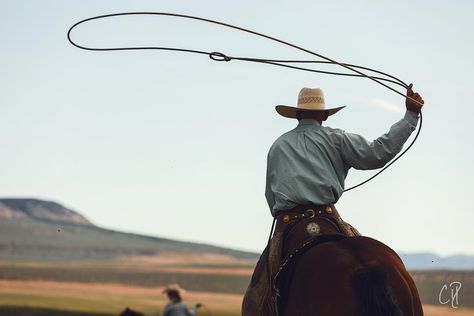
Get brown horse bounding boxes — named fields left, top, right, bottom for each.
left=276, top=235, right=424, bottom=316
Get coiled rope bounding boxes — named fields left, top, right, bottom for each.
left=67, top=12, right=423, bottom=193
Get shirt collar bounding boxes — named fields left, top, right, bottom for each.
left=297, top=118, right=322, bottom=127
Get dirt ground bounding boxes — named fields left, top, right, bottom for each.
left=0, top=279, right=473, bottom=316
left=423, top=304, right=474, bottom=316
left=0, top=280, right=242, bottom=315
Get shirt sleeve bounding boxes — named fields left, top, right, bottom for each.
left=185, top=304, right=197, bottom=316
left=265, top=151, right=276, bottom=213
left=339, top=111, right=419, bottom=170
left=160, top=303, right=172, bottom=316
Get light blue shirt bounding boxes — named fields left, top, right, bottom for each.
left=265, top=111, right=419, bottom=215
left=160, top=302, right=196, bottom=316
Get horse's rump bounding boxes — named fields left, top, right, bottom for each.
left=279, top=236, right=423, bottom=316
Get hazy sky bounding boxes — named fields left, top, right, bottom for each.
left=1, top=1, right=473, bottom=257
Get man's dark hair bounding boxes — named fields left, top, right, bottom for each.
left=296, top=110, right=329, bottom=122
left=166, top=290, right=182, bottom=303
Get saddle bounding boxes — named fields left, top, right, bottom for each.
left=241, top=204, right=361, bottom=316
left=276, top=204, right=359, bottom=256
left=273, top=205, right=360, bottom=310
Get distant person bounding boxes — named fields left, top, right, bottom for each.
left=160, top=284, right=202, bottom=316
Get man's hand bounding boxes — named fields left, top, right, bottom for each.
left=406, top=83, right=424, bottom=113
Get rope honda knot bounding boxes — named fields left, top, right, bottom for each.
left=209, top=52, right=231, bottom=62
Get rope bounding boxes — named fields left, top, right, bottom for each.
left=67, top=11, right=423, bottom=193
left=67, top=12, right=423, bottom=100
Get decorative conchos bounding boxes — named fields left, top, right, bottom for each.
left=326, top=206, right=333, bottom=214
left=306, top=222, right=320, bottom=236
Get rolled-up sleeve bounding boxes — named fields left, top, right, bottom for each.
left=340, top=111, right=419, bottom=170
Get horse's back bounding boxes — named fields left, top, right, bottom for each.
left=283, top=236, right=423, bottom=316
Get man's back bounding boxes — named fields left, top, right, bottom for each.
left=161, top=302, right=195, bottom=316
left=266, top=112, right=419, bottom=215
left=266, top=119, right=347, bottom=215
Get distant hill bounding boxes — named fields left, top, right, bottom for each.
left=0, top=198, right=92, bottom=226
left=399, top=252, right=474, bottom=270
left=1, top=198, right=473, bottom=270
left=0, top=198, right=257, bottom=261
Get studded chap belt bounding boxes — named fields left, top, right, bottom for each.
left=274, top=204, right=359, bottom=238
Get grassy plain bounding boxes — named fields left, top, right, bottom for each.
left=1, top=279, right=474, bottom=316
left=0, top=256, right=473, bottom=316
left=0, top=255, right=253, bottom=295
left=0, top=280, right=241, bottom=316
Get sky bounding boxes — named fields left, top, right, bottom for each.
left=1, top=0, right=473, bottom=257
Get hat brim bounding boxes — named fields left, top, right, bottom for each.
left=275, top=105, right=345, bottom=119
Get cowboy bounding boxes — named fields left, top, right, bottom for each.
left=160, top=284, right=202, bottom=316
left=242, top=84, right=424, bottom=315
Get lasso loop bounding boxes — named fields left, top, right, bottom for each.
left=67, top=12, right=423, bottom=192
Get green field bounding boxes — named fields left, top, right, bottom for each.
left=0, top=264, right=250, bottom=295
left=2, top=263, right=473, bottom=306
left=0, top=278, right=241, bottom=316
left=0, top=307, right=111, bottom=316
left=0, top=218, right=258, bottom=262
left=411, top=270, right=474, bottom=308
left=0, top=259, right=473, bottom=316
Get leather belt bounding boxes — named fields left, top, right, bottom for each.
left=274, top=204, right=359, bottom=237
left=276, top=204, right=339, bottom=224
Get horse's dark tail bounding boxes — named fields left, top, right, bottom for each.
left=352, top=266, right=404, bottom=316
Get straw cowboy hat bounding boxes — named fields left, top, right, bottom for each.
left=276, top=87, right=345, bottom=118
left=162, top=283, right=185, bottom=294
